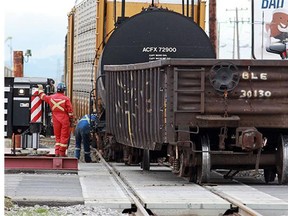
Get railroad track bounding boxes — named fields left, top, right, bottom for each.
left=97, top=151, right=150, bottom=216
left=95, top=150, right=288, bottom=216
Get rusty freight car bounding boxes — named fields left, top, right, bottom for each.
left=104, top=59, right=288, bottom=184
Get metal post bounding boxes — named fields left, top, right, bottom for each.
left=31, top=132, right=40, bottom=149
left=30, top=86, right=42, bottom=150
left=233, top=18, right=235, bottom=59
left=236, top=7, right=240, bottom=59
left=209, top=0, right=218, bottom=57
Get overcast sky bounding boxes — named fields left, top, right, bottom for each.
left=3, top=0, right=251, bottom=80
left=3, top=0, right=75, bottom=81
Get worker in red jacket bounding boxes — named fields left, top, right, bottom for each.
left=38, top=82, right=74, bottom=157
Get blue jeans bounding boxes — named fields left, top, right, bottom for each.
left=74, top=127, right=91, bottom=162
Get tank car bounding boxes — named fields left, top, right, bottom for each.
left=66, top=0, right=207, bottom=121
left=96, top=7, right=215, bottom=107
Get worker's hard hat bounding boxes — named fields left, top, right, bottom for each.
left=57, top=82, right=67, bottom=93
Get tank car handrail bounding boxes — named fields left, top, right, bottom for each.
left=104, top=59, right=170, bottom=71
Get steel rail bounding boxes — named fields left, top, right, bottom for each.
left=204, top=186, right=263, bottom=216
left=96, top=150, right=269, bottom=216
left=95, top=150, right=150, bottom=216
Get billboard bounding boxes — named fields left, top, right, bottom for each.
left=252, top=0, right=288, bottom=59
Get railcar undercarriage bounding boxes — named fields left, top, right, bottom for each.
left=94, top=127, right=288, bottom=185
left=168, top=128, right=288, bottom=185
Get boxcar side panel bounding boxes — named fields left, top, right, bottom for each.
left=105, top=67, right=165, bottom=150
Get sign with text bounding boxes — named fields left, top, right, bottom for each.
left=252, top=0, right=288, bottom=59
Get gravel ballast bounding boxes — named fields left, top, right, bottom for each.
left=5, top=203, right=128, bottom=216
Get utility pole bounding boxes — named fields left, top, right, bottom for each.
left=226, top=7, right=249, bottom=59
left=233, top=18, right=236, bottom=59
left=236, top=8, right=240, bottom=59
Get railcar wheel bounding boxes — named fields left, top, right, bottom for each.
left=276, top=135, right=288, bottom=185
left=199, top=134, right=211, bottom=183
left=142, top=149, right=150, bottom=171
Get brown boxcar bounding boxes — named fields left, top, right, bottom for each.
left=104, top=59, right=288, bottom=184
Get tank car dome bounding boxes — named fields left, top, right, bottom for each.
left=98, top=7, right=216, bottom=106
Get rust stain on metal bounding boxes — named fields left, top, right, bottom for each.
left=209, top=0, right=218, bottom=56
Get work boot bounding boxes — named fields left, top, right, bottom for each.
left=85, top=158, right=92, bottom=163
left=85, top=155, right=92, bottom=163
left=84, top=152, right=92, bottom=163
